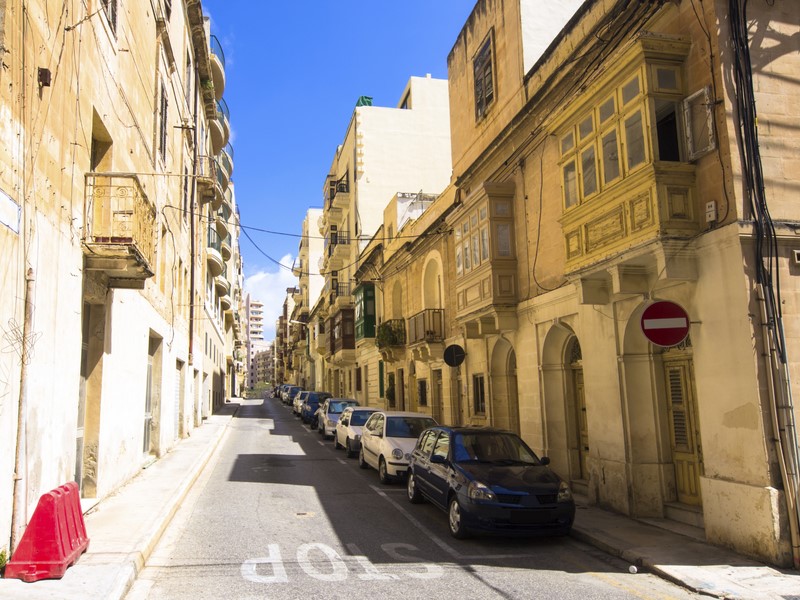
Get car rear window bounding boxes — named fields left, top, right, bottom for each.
left=386, top=417, right=436, bottom=438
left=349, top=411, right=376, bottom=426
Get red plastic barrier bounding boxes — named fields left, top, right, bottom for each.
left=5, top=482, right=90, bottom=582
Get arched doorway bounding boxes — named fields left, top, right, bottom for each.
left=540, top=320, right=586, bottom=486
left=622, top=302, right=703, bottom=512
left=567, top=338, right=588, bottom=481
left=490, top=338, right=519, bottom=433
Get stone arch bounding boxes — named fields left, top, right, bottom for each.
left=421, top=252, right=444, bottom=309
left=539, top=319, right=582, bottom=482
left=490, top=337, right=519, bottom=434
left=621, top=301, right=699, bottom=513
left=390, top=280, right=403, bottom=320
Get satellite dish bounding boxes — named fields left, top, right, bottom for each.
left=443, top=344, right=466, bottom=367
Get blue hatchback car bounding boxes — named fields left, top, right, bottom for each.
left=300, top=391, right=332, bottom=426
left=407, top=426, right=575, bottom=538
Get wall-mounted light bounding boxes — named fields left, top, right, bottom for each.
left=37, top=68, right=51, bottom=87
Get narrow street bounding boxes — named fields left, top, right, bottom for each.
left=126, top=399, right=703, bottom=600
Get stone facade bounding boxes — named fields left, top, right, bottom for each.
left=0, top=0, right=243, bottom=555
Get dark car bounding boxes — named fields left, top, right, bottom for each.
left=407, top=427, right=575, bottom=539
left=300, top=391, right=333, bottom=426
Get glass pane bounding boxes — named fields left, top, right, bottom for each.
left=561, top=131, right=574, bottom=154
left=495, top=201, right=510, bottom=217
left=656, top=67, right=678, bottom=91
left=472, top=233, right=480, bottom=266
left=456, top=248, right=462, bottom=274
left=481, top=227, right=489, bottom=260
left=563, top=161, right=578, bottom=208
left=479, top=206, right=487, bottom=220
left=622, top=76, right=640, bottom=104
left=625, top=111, right=645, bottom=169
left=581, top=146, right=597, bottom=196
left=579, top=115, right=594, bottom=140
left=599, top=97, right=615, bottom=123
left=602, top=130, right=620, bottom=183
left=496, top=223, right=512, bottom=257
left=471, top=214, right=478, bottom=227
left=463, top=242, right=471, bottom=269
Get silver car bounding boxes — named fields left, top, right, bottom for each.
left=318, top=398, right=359, bottom=439
left=334, top=406, right=379, bottom=457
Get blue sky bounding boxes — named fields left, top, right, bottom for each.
left=201, top=1, right=477, bottom=341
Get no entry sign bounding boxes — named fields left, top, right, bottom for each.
left=640, top=301, right=690, bottom=347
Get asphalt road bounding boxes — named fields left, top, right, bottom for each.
left=126, top=398, right=703, bottom=600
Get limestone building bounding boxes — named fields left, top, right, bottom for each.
left=0, top=0, right=243, bottom=555
left=315, top=76, right=452, bottom=399
left=434, top=0, right=800, bottom=568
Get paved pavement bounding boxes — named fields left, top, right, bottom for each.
left=1, top=400, right=798, bottom=600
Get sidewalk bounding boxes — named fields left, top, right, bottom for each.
left=1, top=401, right=798, bottom=599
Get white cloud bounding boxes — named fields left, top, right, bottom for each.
left=244, top=254, right=297, bottom=341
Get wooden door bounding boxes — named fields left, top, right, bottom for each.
left=664, top=359, right=703, bottom=506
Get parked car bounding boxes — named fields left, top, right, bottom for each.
left=292, top=390, right=308, bottom=416
left=282, top=385, right=300, bottom=405
left=300, top=391, right=333, bottom=426
left=318, top=398, right=359, bottom=439
left=359, top=411, right=437, bottom=483
left=407, top=426, right=575, bottom=539
left=334, top=406, right=379, bottom=457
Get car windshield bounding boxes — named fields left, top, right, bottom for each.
left=349, top=411, right=376, bottom=426
left=329, top=401, right=356, bottom=414
left=452, top=433, right=541, bottom=465
left=386, top=417, right=437, bottom=438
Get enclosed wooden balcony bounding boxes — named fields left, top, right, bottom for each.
left=561, top=163, right=699, bottom=276
left=83, top=173, right=156, bottom=288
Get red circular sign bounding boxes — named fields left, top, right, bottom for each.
left=640, top=301, right=690, bottom=347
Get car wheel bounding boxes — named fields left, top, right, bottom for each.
left=310, top=419, right=317, bottom=431
left=448, top=496, right=469, bottom=539
left=378, top=457, right=392, bottom=484
left=345, top=439, right=355, bottom=458
left=358, top=448, right=369, bottom=469
left=334, top=435, right=342, bottom=450
left=407, top=472, right=424, bottom=504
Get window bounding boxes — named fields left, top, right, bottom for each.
left=418, top=379, right=427, bottom=407
left=474, top=35, right=494, bottom=120
left=683, top=86, right=716, bottom=160
left=102, top=0, right=118, bottom=34
left=473, top=375, right=486, bottom=414
left=158, top=82, right=168, bottom=163
left=559, top=66, right=693, bottom=209
left=432, top=433, right=450, bottom=460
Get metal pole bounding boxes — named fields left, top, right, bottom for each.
left=10, top=268, right=35, bottom=553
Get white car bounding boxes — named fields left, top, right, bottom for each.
left=359, top=411, right=437, bottom=483
left=318, top=398, right=359, bottom=439
left=334, top=406, right=379, bottom=458
left=292, top=390, right=308, bottom=416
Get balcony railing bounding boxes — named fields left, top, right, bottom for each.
left=376, top=319, right=406, bottom=349
left=326, top=173, right=350, bottom=209
left=325, top=230, right=350, bottom=256
left=209, top=35, right=226, bottom=100
left=407, top=309, right=444, bottom=345
left=83, top=173, right=156, bottom=286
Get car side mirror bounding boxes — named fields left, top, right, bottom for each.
left=430, top=454, right=448, bottom=465
left=540, top=456, right=551, bottom=466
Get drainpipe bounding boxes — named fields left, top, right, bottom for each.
left=757, top=284, right=800, bottom=568
left=11, top=268, right=35, bottom=554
